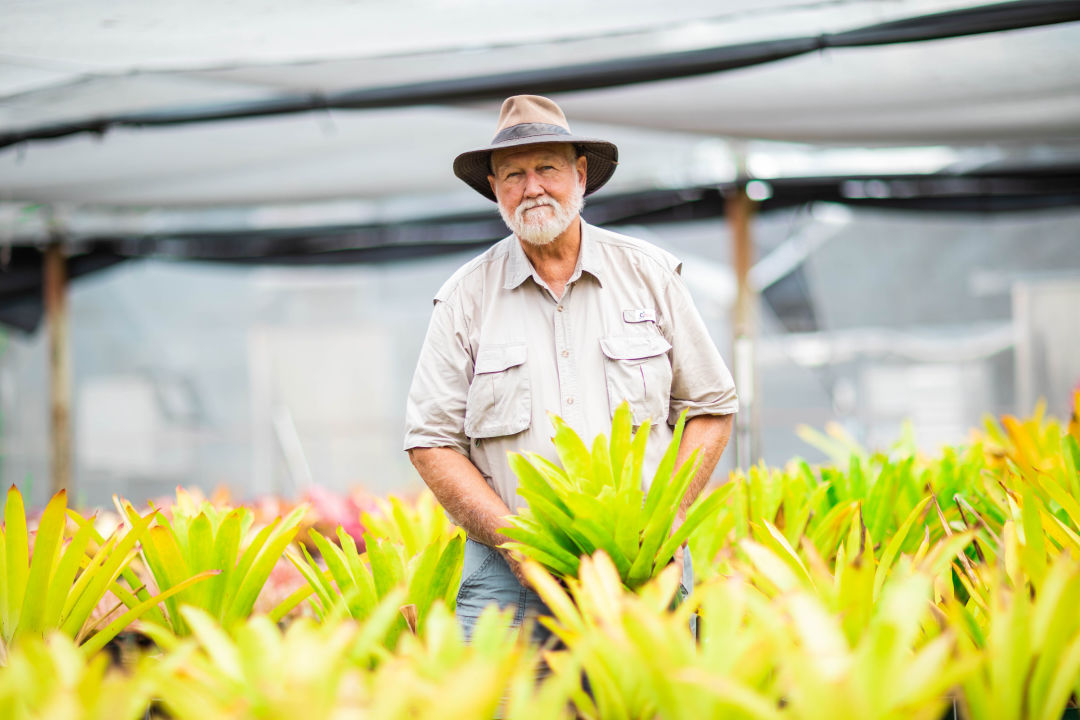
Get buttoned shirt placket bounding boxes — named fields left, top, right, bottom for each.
left=520, top=252, right=588, bottom=430
left=551, top=279, right=583, bottom=429
left=504, top=227, right=601, bottom=434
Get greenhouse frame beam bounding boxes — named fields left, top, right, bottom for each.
left=728, top=181, right=759, bottom=469
left=43, top=242, right=71, bottom=495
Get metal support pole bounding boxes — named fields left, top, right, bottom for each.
left=727, top=182, right=757, bottom=469
left=44, top=241, right=72, bottom=495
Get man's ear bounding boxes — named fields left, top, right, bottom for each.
left=576, top=155, right=588, bottom=189
left=488, top=174, right=497, bottom=197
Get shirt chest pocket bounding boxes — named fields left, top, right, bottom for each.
left=464, top=343, right=531, bottom=439
left=599, top=335, right=673, bottom=427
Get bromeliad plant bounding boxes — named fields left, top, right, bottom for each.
left=733, top=501, right=975, bottom=636
left=281, top=526, right=465, bottom=649
left=949, top=555, right=1080, bottom=720
left=0, top=632, right=156, bottom=720
left=149, top=600, right=572, bottom=720
left=115, top=488, right=306, bottom=635
left=712, top=428, right=990, bottom=563
left=522, top=552, right=765, bottom=720
left=526, top=548, right=973, bottom=720
left=502, top=403, right=729, bottom=590
left=147, top=599, right=406, bottom=720
left=0, top=486, right=212, bottom=661
left=363, top=602, right=576, bottom=720
left=763, top=569, right=974, bottom=720
left=0, top=397, right=1077, bottom=720
left=360, top=490, right=461, bottom=557
left=686, top=399, right=1077, bottom=586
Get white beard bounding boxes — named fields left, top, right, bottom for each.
left=499, top=184, right=585, bottom=247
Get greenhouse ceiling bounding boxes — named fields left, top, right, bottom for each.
left=0, top=0, right=1077, bottom=237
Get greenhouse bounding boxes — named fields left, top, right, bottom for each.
left=1, top=1, right=1080, bottom=717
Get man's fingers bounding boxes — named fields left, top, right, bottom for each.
left=500, top=550, right=532, bottom=589
left=510, top=562, right=531, bottom=590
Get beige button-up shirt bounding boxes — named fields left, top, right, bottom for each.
left=404, top=221, right=738, bottom=513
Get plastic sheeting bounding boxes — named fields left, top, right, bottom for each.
left=1, top=0, right=1078, bottom=220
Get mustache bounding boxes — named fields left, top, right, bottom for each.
left=515, top=197, right=559, bottom=222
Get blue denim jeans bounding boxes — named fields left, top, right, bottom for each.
left=455, top=538, right=696, bottom=645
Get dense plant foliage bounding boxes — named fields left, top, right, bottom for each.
left=116, top=489, right=306, bottom=635
left=502, top=403, right=726, bottom=589
left=283, top=525, right=464, bottom=646
left=0, top=394, right=1078, bottom=718
left=0, top=487, right=213, bottom=661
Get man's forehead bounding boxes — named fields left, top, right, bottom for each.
left=490, top=143, right=574, bottom=169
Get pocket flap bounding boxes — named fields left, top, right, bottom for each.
left=474, top=344, right=527, bottom=374
left=599, top=335, right=672, bottom=361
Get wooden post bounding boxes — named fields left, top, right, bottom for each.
left=44, top=242, right=72, bottom=495
left=727, top=181, right=757, bottom=469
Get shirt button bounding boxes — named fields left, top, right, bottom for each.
left=567, top=397, right=574, bottom=405
left=556, top=305, right=564, bottom=312
left=561, top=350, right=569, bottom=358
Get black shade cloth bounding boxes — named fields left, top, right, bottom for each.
left=3, top=162, right=1077, bottom=333
left=0, top=247, right=127, bottom=333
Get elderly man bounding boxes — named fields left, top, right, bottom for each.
left=404, top=95, right=737, bottom=641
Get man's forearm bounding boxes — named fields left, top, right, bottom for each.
left=407, top=446, right=515, bottom=548
left=674, top=413, right=734, bottom=513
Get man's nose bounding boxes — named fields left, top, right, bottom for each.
left=523, top=171, right=544, bottom=198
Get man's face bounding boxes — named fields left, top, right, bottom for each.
left=488, top=144, right=588, bottom=246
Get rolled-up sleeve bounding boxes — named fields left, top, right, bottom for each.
left=403, top=295, right=473, bottom=455
left=662, top=272, right=739, bottom=426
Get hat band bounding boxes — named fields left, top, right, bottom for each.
left=492, top=122, right=571, bottom=144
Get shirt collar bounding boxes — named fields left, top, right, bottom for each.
left=504, top=233, right=533, bottom=290
left=576, top=221, right=605, bottom=287
left=502, top=220, right=605, bottom=291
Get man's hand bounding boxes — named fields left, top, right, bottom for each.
left=670, top=508, right=687, bottom=571
left=498, top=547, right=532, bottom=589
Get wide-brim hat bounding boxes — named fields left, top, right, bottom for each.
left=453, top=95, right=618, bottom=202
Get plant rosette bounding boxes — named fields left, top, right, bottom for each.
left=501, top=403, right=727, bottom=592
left=1, top=486, right=215, bottom=661
left=115, top=491, right=306, bottom=635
